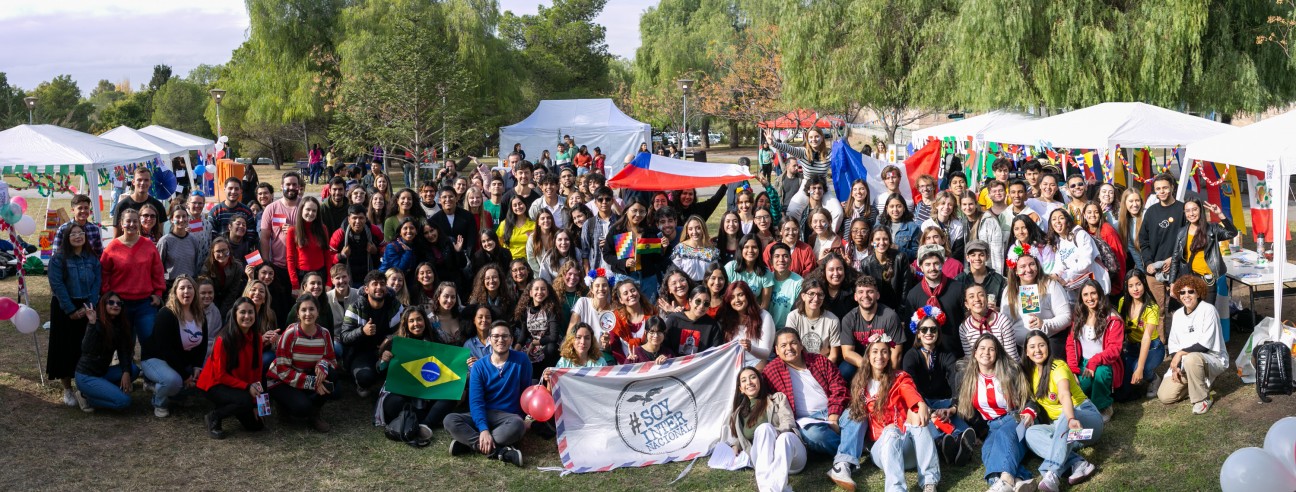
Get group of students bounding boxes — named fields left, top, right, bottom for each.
left=43, top=129, right=1234, bottom=491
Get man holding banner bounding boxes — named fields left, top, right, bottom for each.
left=444, top=322, right=530, bottom=468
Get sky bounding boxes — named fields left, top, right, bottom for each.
left=0, top=0, right=655, bottom=95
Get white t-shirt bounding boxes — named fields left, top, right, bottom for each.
left=789, top=367, right=829, bottom=418
left=1079, top=324, right=1103, bottom=360
left=572, top=297, right=617, bottom=340
left=785, top=310, right=842, bottom=355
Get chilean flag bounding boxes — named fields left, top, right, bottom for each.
left=608, top=152, right=754, bottom=192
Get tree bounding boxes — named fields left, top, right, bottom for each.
left=152, top=78, right=213, bottom=138
left=95, top=92, right=151, bottom=132
left=693, top=26, right=784, bottom=148
left=148, top=65, right=173, bottom=92
left=185, top=64, right=223, bottom=88
left=0, top=73, right=27, bottom=129
left=30, top=75, right=93, bottom=131
left=499, top=0, right=612, bottom=102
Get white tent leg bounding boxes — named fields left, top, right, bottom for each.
left=87, top=175, right=103, bottom=224
left=1176, top=155, right=1194, bottom=201
left=1271, top=163, right=1287, bottom=339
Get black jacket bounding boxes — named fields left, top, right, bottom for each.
left=904, top=279, right=967, bottom=357
left=1138, top=201, right=1185, bottom=271
left=428, top=207, right=479, bottom=251
left=602, top=223, right=668, bottom=278
left=141, top=307, right=208, bottom=376
left=901, top=346, right=960, bottom=401
left=861, top=251, right=915, bottom=312
left=679, top=184, right=728, bottom=223
left=77, top=322, right=134, bottom=378
left=1170, top=218, right=1238, bottom=281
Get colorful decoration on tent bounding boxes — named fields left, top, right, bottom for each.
left=8, top=172, right=74, bottom=197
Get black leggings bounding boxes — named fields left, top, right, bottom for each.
left=268, top=384, right=327, bottom=419
left=382, top=394, right=459, bottom=428
left=205, top=385, right=264, bottom=431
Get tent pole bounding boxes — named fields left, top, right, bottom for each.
left=87, top=172, right=103, bottom=225
left=1271, top=162, right=1287, bottom=339
left=1175, top=153, right=1193, bottom=201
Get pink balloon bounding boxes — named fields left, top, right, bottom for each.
left=10, top=197, right=26, bottom=213
left=0, top=297, right=17, bottom=320
left=521, top=384, right=556, bottom=422
left=68, top=186, right=78, bottom=194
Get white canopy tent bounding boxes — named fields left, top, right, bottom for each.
left=500, top=99, right=651, bottom=177
left=101, top=126, right=189, bottom=164
left=0, top=124, right=160, bottom=222
left=138, top=125, right=216, bottom=154
left=910, top=111, right=1038, bottom=147
left=981, top=102, right=1234, bottom=181
left=1184, top=110, right=1296, bottom=331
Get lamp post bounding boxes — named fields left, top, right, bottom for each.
left=23, top=96, right=36, bottom=124
left=209, top=89, right=226, bottom=138
left=678, top=79, right=693, bottom=159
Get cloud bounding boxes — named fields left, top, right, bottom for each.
left=0, top=9, right=248, bottom=92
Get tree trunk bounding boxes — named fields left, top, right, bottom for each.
left=701, top=119, right=711, bottom=149
left=728, top=119, right=740, bottom=148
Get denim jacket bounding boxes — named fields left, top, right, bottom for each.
left=49, top=252, right=101, bottom=315
left=891, top=221, right=922, bottom=259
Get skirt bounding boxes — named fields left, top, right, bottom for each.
left=47, top=297, right=90, bottom=380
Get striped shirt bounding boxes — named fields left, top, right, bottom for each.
left=266, top=323, right=336, bottom=390
left=770, top=142, right=830, bottom=177
left=972, top=373, right=1010, bottom=421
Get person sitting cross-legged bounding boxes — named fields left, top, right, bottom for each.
left=444, top=321, right=531, bottom=467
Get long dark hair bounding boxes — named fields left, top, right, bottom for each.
left=97, top=292, right=131, bottom=352
left=733, top=233, right=769, bottom=276
left=1119, top=269, right=1158, bottom=320
left=1184, top=200, right=1212, bottom=253
left=294, top=196, right=328, bottom=248
left=878, top=193, right=913, bottom=226
left=220, top=297, right=259, bottom=370
left=732, top=366, right=771, bottom=428
left=514, top=278, right=557, bottom=322
left=1072, top=278, right=1114, bottom=343
left=848, top=340, right=896, bottom=418
left=1043, top=208, right=1077, bottom=246
left=1022, top=329, right=1058, bottom=400
left=500, top=195, right=530, bottom=248
left=55, top=223, right=87, bottom=258
left=717, top=281, right=762, bottom=341
left=1010, top=215, right=1046, bottom=247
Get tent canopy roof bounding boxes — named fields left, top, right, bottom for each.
left=1185, top=110, right=1296, bottom=175
left=758, top=109, right=844, bottom=129
left=0, top=124, right=158, bottom=170
left=138, top=125, right=214, bottom=151
left=981, top=102, right=1232, bottom=150
left=101, top=126, right=189, bottom=159
left=911, top=111, right=1037, bottom=145
left=502, top=99, right=649, bottom=133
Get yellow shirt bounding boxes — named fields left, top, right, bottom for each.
left=1029, top=359, right=1088, bottom=421
left=497, top=219, right=535, bottom=261
left=1184, top=232, right=1211, bottom=276
left=1118, top=298, right=1160, bottom=344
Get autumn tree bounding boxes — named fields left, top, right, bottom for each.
left=693, top=26, right=784, bottom=148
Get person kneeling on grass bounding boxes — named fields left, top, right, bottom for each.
left=830, top=336, right=941, bottom=492
left=720, top=366, right=805, bottom=492
left=1064, top=280, right=1125, bottom=423
left=444, top=322, right=530, bottom=467
left=339, top=271, right=404, bottom=398
left=198, top=297, right=266, bottom=439
left=1021, top=330, right=1101, bottom=491
left=266, top=294, right=337, bottom=433
left=377, top=308, right=460, bottom=441
left=903, top=313, right=975, bottom=467
left=1157, top=275, right=1228, bottom=415
left=72, top=294, right=139, bottom=412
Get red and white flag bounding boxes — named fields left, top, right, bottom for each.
left=245, top=251, right=263, bottom=267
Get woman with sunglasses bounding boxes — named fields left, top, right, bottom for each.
left=100, top=208, right=165, bottom=343
left=48, top=223, right=101, bottom=407
left=1157, top=275, right=1228, bottom=414
left=72, top=294, right=138, bottom=412
left=664, top=285, right=723, bottom=357
left=904, top=312, right=974, bottom=466
left=141, top=275, right=208, bottom=418
left=721, top=366, right=804, bottom=492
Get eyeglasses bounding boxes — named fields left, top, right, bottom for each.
left=803, top=291, right=825, bottom=299
left=141, top=214, right=157, bottom=219
left=596, top=197, right=612, bottom=203
left=489, top=334, right=512, bottom=340
left=69, top=232, right=86, bottom=238
left=1069, top=184, right=1085, bottom=189
left=105, top=300, right=123, bottom=307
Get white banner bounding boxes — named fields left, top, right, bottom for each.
left=550, top=343, right=744, bottom=473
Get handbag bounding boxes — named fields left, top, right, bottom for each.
left=384, top=402, right=430, bottom=447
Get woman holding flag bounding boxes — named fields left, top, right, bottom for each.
left=602, top=200, right=667, bottom=302
left=763, top=127, right=844, bottom=227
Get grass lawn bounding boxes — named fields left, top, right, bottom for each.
left=0, top=164, right=1290, bottom=490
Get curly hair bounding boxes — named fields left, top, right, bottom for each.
left=559, top=322, right=602, bottom=363
left=1171, top=274, right=1209, bottom=305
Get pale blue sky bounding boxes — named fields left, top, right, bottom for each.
left=0, top=0, right=655, bottom=93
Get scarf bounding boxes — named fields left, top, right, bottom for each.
left=969, top=310, right=994, bottom=336
left=921, top=277, right=948, bottom=309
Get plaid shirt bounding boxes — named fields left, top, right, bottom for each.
left=51, top=221, right=103, bottom=258
left=763, top=352, right=849, bottom=417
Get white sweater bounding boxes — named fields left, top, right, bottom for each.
left=1167, top=303, right=1229, bottom=377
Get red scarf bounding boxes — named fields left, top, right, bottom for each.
left=921, top=277, right=948, bottom=309
left=969, top=310, right=994, bottom=335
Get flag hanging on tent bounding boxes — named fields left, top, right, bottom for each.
left=608, top=152, right=753, bottom=192
left=906, top=138, right=942, bottom=201
left=1218, top=163, right=1247, bottom=237
left=385, top=337, right=470, bottom=400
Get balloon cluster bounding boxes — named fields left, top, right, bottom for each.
left=520, top=385, right=556, bottom=422
left=0, top=195, right=36, bottom=236
left=1220, top=417, right=1296, bottom=491
left=0, top=297, right=39, bottom=334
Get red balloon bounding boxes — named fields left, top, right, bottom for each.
left=216, top=150, right=226, bottom=159
left=520, top=384, right=556, bottom=422
left=0, top=297, right=18, bottom=321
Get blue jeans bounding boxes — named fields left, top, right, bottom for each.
left=75, top=364, right=138, bottom=410
left=629, top=271, right=660, bottom=305
left=838, top=360, right=858, bottom=385
left=982, top=414, right=1032, bottom=483
left=830, top=409, right=869, bottom=466
left=1122, top=339, right=1167, bottom=386
left=926, top=398, right=969, bottom=438
left=871, top=424, right=941, bottom=491
left=799, top=409, right=844, bottom=456
left=139, top=358, right=184, bottom=409
left=402, top=166, right=415, bottom=188
left=1024, top=400, right=1104, bottom=476
left=125, top=299, right=158, bottom=345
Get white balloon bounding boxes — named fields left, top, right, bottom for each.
left=214, top=142, right=225, bottom=151
left=12, top=304, right=39, bottom=334
left=1265, top=417, right=1296, bottom=477
left=219, top=135, right=229, bottom=143
left=1221, top=447, right=1296, bottom=492
left=13, top=215, right=36, bottom=236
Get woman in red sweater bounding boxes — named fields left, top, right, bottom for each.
left=286, top=197, right=334, bottom=291
left=100, top=208, right=165, bottom=343
left=198, top=297, right=265, bottom=439
left=1064, top=280, right=1124, bottom=421
left=829, top=336, right=940, bottom=491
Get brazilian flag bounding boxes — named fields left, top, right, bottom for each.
left=386, top=337, right=471, bottom=400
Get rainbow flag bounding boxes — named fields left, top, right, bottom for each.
left=613, top=233, right=634, bottom=259
left=636, top=237, right=663, bottom=255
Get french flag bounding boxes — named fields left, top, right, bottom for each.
left=608, top=152, right=753, bottom=192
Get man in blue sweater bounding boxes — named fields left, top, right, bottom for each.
left=444, top=321, right=531, bottom=467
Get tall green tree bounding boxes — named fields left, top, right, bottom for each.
left=499, top=0, right=612, bottom=101
left=30, top=75, right=93, bottom=131
left=148, top=65, right=173, bottom=92
left=0, top=73, right=28, bottom=129
left=185, top=64, right=223, bottom=88
left=95, top=92, right=151, bottom=132
left=153, top=78, right=213, bottom=138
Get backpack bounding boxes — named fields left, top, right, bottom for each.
left=384, top=402, right=431, bottom=447
left=1253, top=341, right=1294, bottom=403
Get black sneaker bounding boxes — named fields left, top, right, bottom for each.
left=497, top=446, right=524, bottom=468
left=449, top=440, right=473, bottom=457
left=205, top=413, right=227, bottom=440
left=954, top=428, right=976, bottom=466
left=937, top=434, right=957, bottom=464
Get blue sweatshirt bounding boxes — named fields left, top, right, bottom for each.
left=468, top=349, right=533, bottom=431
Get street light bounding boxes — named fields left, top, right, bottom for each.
left=677, top=79, right=693, bottom=159
left=209, top=89, right=226, bottom=138
left=23, top=96, right=36, bottom=124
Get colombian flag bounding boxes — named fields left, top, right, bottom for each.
left=386, top=337, right=470, bottom=400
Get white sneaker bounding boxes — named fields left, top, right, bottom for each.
left=1013, top=477, right=1037, bottom=492
left=154, top=406, right=170, bottom=418
left=74, top=391, right=93, bottom=413
left=1037, top=472, right=1060, bottom=492
left=1146, top=374, right=1163, bottom=398
left=1192, top=399, right=1213, bottom=415
left=1069, top=459, right=1097, bottom=484
left=1100, top=406, right=1114, bottom=423
left=987, top=479, right=1013, bottom=492
left=62, top=389, right=77, bottom=407
left=828, top=462, right=855, bottom=490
